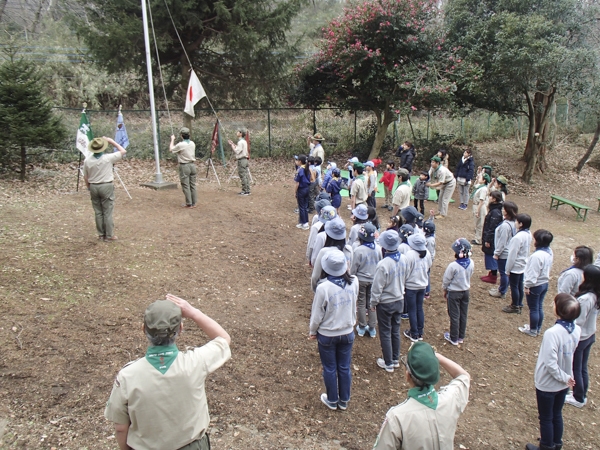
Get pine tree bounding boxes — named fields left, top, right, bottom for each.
left=0, top=50, right=66, bottom=181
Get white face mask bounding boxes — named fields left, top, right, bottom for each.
left=570, top=255, right=576, bottom=264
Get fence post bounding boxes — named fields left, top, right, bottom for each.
left=488, top=113, right=491, bottom=130
left=427, top=111, right=430, bottom=141
left=267, top=108, right=272, bottom=157
left=313, top=109, right=317, bottom=134
left=354, top=112, right=357, bottom=146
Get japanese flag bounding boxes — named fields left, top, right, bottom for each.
left=184, top=70, right=206, bottom=117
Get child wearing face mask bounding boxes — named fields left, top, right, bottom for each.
left=557, top=246, right=594, bottom=296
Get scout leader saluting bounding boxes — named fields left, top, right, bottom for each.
left=83, top=136, right=126, bottom=241
left=170, top=127, right=198, bottom=208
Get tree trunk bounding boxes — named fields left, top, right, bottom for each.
left=367, top=108, right=395, bottom=160
left=20, top=144, right=26, bottom=182
left=181, top=56, right=192, bottom=130
left=574, top=120, right=600, bottom=174
left=521, top=87, right=556, bottom=183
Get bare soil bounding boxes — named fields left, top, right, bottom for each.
left=1, top=140, right=600, bottom=449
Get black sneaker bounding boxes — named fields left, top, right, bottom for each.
left=502, top=305, right=522, bottom=314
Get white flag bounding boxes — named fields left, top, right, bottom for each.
left=76, top=111, right=93, bottom=158
left=184, top=70, right=206, bottom=117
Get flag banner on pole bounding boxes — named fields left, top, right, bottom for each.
left=217, top=121, right=226, bottom=165
left=76, top=112, right=93, bottom=158
left=114, top=111, right=130, bottom=151
left=210, top=120, right=219, bottom=154
left=184, top=70, right=206, bottom=117
left=246, top=131, right=250, bottom=160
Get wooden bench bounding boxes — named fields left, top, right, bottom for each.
left=550, top=195, right=590, bottom=222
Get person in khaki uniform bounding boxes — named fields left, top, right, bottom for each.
left=170, top=127, right=198, bottom=208
left=228, top=127, right=250, bottom=195
left=83, top=137, right=126, bottom=241
left=470, top=172, right=490, bottom=245
left=350, top=162, right=368, bottom=209
left=373, top=342, right=470, bottom=450
left=391, top=169, right=411, bottom=216
left=104, top=294, right=231, bottom=450
left=427, top=156, right=456, bottom=219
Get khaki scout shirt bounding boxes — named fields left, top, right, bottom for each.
left=171, top=140, right=196, bottom=163
left=373, top=374, right=470, bottom=450
left=351, top=176, right=368, bottom=205
left=83, top=152, right=122, bottom=184
left=104, top=337, right=231, bottom=450
left=392, top=182, right=411, bottom=210
left=431, top=165, right=455, bottom=185
left=233, top=138, right=248, bottom=159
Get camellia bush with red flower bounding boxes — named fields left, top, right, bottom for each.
left=291, top=0, right=479, bottom=159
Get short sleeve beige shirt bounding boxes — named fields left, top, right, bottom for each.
left=373, top=374, right=470, bottom=450
left=351, top=177, right=368, bottom=204
left=234, top=139, right=248, bottom=159
left=434, top=166, right=455, bottom=184
left=473, top=185, right=488, bottom=205
left=392, top=183, right=411, bottom=210
left=104, top=337, right=231, bottom=450
left=171, top=140, right=196, bottom=163
left=83, top=152, right=122, bottom=184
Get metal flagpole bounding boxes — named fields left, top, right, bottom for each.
left=113, top=168, right=133, bottom=199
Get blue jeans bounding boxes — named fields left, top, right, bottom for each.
left=296, top=186, right=309, bottom=224
left=376, top=301, right=402, bottom=365
left=526, top=283, right=549, bottom=332
left=484, top=254, right=498, bottom=271
left=317, top=332, right=354, bottom=403
left=509, top=272, right=524, bottom=307
left=405, top=288, right=425, bottom=338
left=536, top=388, right=568, bottom=447
left=573, top=334, right=596, bottom=403
left=498, top=258, right=508, bottom=295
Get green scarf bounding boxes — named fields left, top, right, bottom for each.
left=145, top=345, right=179, bottom=374
left=407, top=385, right=438, bottom=410
left=470, top=183, right=486, bottom=200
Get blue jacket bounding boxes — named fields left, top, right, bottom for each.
left=454, top=156, right=475, bottom=182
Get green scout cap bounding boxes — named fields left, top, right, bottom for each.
left=482, top=173, right=491, bottom=183
left=144, top=300, right=182, bottom=338
left=353, top=162, right=365, bottom=170
left=407, top=342, right=440, bottom=385
left=482, top=165, right=493, bottom=173
left=180, top=127, right=190, bottom=135
left=88, top=137, right=108, bottom=154
left=430, top=156, right=442, bottom=163
left=496, top=175, right=508, bottom=185
left=396, top=168, right=409, bottom=177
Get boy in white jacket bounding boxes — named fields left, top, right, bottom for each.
left=502, top=213, right=532, bottom=315
left=526, top=294, right=581, bottom=450
left=519, top=230, right=554, bottom=337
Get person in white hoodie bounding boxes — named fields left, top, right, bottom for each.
left=502, top=213, right=532, bottom=315
left=370, top=230, right=409, bottom=373
left=566, top=264, right=600, bottom=408
left=526, top=294, right=581, bottom=450
left=403, top=234, right=433, bottom=342
left=557, top=245, right=593, bottom=296
left=519, top=230, right=554, bottom=337
left=350, top=223, right=382, bottom=339
left=311, top=218, right=353, bottom=292
left=309, top=249, right=359, bottom=411
left=306, top=203, right=335, bottom=265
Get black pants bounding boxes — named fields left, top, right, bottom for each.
left=413, top=198, right=425, bottom=214
left=447, top=290, right=470, bottom=341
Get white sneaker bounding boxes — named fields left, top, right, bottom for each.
left=296, top=223, right=303, bottom=228
left=565, top=392, right=585, bottom=408
left=376, top=358, right=394, bottom=373
left=301, top=223, right=310, bottom=230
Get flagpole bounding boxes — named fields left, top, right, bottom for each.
left=141, top=0, right=163, bottom=184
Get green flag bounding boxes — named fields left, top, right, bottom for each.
left=76, top=111, right=94, bottom=158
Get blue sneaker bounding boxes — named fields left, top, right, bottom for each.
left=400, top=313, right=409, bottom=320
left=337, top=400, right=348, bottom=411
left=403, top=329, right=418, bottom=342
left=444, top=332, right=459, bottom=346
left=368, top=326, right=376, bottom=338
left=320, top=393, right=337, bottom=410
left=356, top=325, right=366, bottom=337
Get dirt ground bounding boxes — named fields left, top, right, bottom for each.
left=1, top=140, right=600, bottom=450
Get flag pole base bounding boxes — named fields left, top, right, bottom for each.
left=141, top=181, right=178, bottom=190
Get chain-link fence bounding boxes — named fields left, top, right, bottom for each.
left=50, top=104, right=595, bottom=165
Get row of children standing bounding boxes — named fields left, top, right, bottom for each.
left=303, top=162, right=478, bottom=412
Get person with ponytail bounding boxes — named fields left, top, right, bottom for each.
left=565, top=265, right=600, bottom=408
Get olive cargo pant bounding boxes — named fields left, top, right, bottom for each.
left=90, top=182, right=115, bottom=238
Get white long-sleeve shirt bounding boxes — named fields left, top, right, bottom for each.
left=524, top=248, right=553, bottom=288
left=505, top=230, right=531, bottom=275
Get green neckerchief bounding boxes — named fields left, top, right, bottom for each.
left=407, top=385, right=438, bottom=410
left=93, top=153, right=103, bottom=159
left=356, top=174, right=366, bottom=182
left=398, top=181, right=410, bottom=187
left=145, top=345, right=179, bottom=374
left=470, top=183, right=486, bottom=199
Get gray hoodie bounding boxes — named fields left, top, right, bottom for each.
left=310, top=232, right=327, bottom=267
left=524, top=248, right=553, bottom=289
left=505, top=230, right=531, bottom=275
left=442, top=260, right=474, bottom=292
left=306, top=222, right=324, bottom=262
left=493, top=220, right=516, bottom=259
left=557, top=267, right=583, bottom=296
left=575, top=292, right=598, bottom=341
left=534, top=323, right=581, bottom=392
left=404, top=249, right=433, bottom=290
left=371, top=253, right=409, bottom=306
left=425, top=235, right=436, bottom=260
left=350, top=243, right=383, bottom=283
left=311, top=245, right=354, bottom=293
left=309, top=277, right=359, bottom=337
